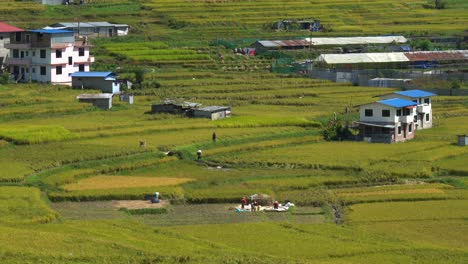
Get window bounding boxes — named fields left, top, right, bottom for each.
left=56, top=49, right=62, bottom=58
left=426, top=114, right=430, bottom=122
left=40, top=49, right=46, bottom=59
left=25, top=34, right=30, bottom=43
left=0, top=36, right=3, bottom=40
left=32, top=68, right=35, bottom=73
left=26, top=68, right=29, bottom=73
left=403, top=108, right=411, bottom=116
left=419, top=98, right=422, bottom=104
left=32, top=51, right=36, bottom=57
left=56, top=66, right=62, bottom=75
left=25, top=51, right=29, bottom=57
left=409, top=124, right=412, bottom=133
left=68, top=57, right=73, bottom=65
left=412, top=100, right=417, bottom=103
left=382, top=109, right=390, bottom=117
left=365, top=109, right=373, bottom=117
left=78, top=64, right=85, bottom=72
left=40, top=66, right=46, bottom=76
left=396, top=109, right=402, bottom=116
left=12, top=49, right=19, bottom=58
left=15, top=32, right=21, bottom=42
left=414, top=115, right=418, bottom=122
left=78, top=47, right=85, bottom=56
left=424, top=98, right=430, bottom=104
left=398, top=126, right=402, bottom=135
left=20, top=51, right=24, bottom=58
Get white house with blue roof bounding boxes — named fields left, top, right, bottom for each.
left=71, top=72, right=120, bottom=94
left=356, top=98, right=418, bottom=143
left=5, top=29, right=93, bottom=84
left=379, top=90, right=436, bottom=129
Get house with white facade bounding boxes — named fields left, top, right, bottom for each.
left=379, top=90, right=436, bottom=130
left=0, top=22, right=23, bottom=68
left=5, top=29, right=94, bottom=84
left=355, top=98, right=418, bottom=143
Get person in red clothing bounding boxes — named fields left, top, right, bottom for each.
left=241, top=197, right=247, bottom=209
left=273, top=201, right=279, bottom=209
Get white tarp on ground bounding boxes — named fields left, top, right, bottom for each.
left=316, top=52, right=410, bottom=64
left=304, top=36, right=407, bottom=46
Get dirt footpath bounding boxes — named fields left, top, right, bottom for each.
left=112, top=200, right=168, bottom=210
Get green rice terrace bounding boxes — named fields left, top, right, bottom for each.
left=1, top=0, right=468, bottom=263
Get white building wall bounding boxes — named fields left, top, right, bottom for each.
left=360, top=102, right=398, bottom=123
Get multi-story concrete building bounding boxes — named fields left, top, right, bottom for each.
left=5, top=29, right=94, bottom=84
left=356, top=98, right=418, bottom=143
left=379, top=90, right=436, bottom=130
left=0, top=22, right=23, bottom=68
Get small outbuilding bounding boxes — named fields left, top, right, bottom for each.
left=71, top=72, right=120, bottom=94
left=151, top=100, right=201, bottom=115
left=76, top=94, right=113, bottom=110
left=193, top=106, right=231, bottom=120
left=458, top=135, right=468, bottom=146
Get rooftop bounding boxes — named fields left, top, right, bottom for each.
left=316, top=50, right=468, bottom=64
left=71, top=72, right=114, bottom=78
left=257, top=36, right=407, bottom=48
left=394, top=90, right=436, bottom=98
left=29, top=29, right=74, bottom=34
left=378, top=98, right=418, bottom=108
left=0, top=22, right=23, bottom=33
left=197, top=106, right=230, bottom=112
left=77, top=94, right=113, bottom=100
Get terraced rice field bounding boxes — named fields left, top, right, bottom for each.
left=0, top=1, right=467, bottom=263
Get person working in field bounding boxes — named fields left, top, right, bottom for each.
left=197, top=149, right=202, bottom=160
left=241, top=197, right=247, bottom=209
left=212, top=131, right=217, bottom=142
left=273, top=201, right=279, bottom=209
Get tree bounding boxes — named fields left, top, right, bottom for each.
left=134, top=68, right=145, bottom=88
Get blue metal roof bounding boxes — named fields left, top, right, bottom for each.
left=394, top=90, right=436, bottom=98
left=378, top=98, right=417, bottom=108
left=71, top=72, right=114, bottom=78
left=29, top=29, right=74, bottom=34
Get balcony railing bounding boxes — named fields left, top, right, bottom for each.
left=5, top=58, right=32, bottom=66
left=399, top=115, right=413, bottom=124
left=5, top=43, right=31, bottom=49
left=417, top=104, right=431, bottom=113
left=74, top=57, right=95, bottom=64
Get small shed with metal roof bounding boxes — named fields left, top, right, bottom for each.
left=192, top=106, right=231, bottom=120
left=71, top=72, right=120, bottom=94
left=151, top=99, right=202, bottom=115
left=76, top=93, right=113, bottom=110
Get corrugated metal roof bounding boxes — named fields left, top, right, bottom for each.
left=378, top=98, right=417, bottom=108
left=52, top=22, right=95, bottom=28
left=304, top=36, right=407, bottom=46
left=257, top=36, right=407, bottom=48
left=317, top=53, right=409, bottom=64
left=196, top=106, right=230, bottom=112
left=317, top=50, right=468, bottom=64
left=77, top=94, right=113, bottom=99
left=71, top=72, right=114, bottom=78
left=29, top=29, right=73, bottom=34
left=404, top=50, right=468, bottom=61
left=354, top=121, right=396, bottom=128
left=88, top=22, right=115, bottom=27
left=0, top=22, right=23, bottom=33
left=394, top=90, right=436, bottom=98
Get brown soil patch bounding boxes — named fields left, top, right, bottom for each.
left=112, top=200, right=168, bottom=210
